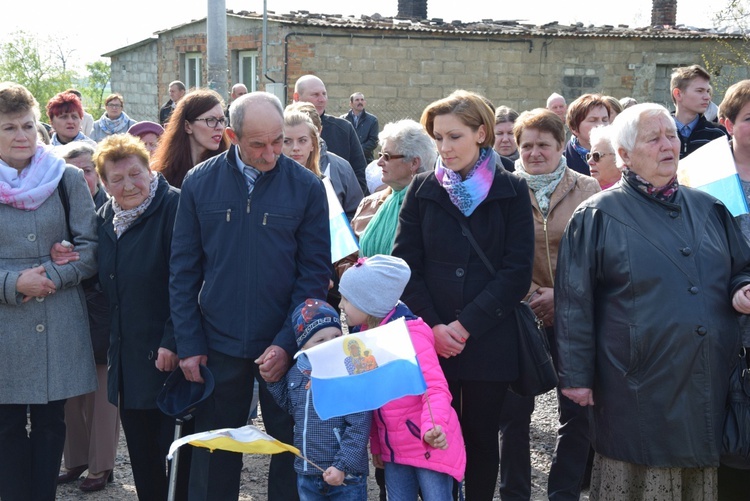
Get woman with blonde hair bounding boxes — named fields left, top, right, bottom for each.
left=282, top=111, right=321, bottom=177
left=393, top=89, right=534, bottom=499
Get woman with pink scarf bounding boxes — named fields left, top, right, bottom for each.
left=0, top=82, right=98, bottom=500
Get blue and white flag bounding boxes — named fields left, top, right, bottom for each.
left=677, top=136, right=749, bottom=217
left=322, top=177, right=359, bottom=262
left=299, top=317, right=427, bottom=420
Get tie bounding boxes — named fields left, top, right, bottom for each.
left=243, top=166, right=259, bottom=194
left=680, top=125, right=690, bottom=138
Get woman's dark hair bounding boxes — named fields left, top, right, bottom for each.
left=152, top=88, right=229, bottom=188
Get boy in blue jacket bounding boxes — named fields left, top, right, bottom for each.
left=266, top=299, right=370, bottom=500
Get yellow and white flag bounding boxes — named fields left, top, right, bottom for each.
left=167, top=424, right=300, bottom=459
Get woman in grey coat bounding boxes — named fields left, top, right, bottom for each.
left=0, top=82, right=98, bottom=500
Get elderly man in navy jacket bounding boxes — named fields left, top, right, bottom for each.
left=170, top=91, right=331, bottom=501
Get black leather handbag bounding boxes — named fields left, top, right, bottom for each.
left=508, top=301, right=558, bottom=396
left=721, top=346, right=750, bottom=469
left=456, top=219, right=558, bottom=396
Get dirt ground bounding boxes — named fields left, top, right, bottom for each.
left=56, top=391, right=588, bottom=500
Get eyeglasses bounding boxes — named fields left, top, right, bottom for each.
left=106, top=103, right=123, bottom=109
left=378, top=152, right=406, bottom=162
left=586, top=151, right=615, bottom=163
left=193, top=117, right=226, bottom=128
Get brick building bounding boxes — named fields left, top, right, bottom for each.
left=102, top=10, right=748, bottom=124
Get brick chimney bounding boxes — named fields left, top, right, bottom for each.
left=398, top=0, right=427, bottom=19
left=651, top=0, right=677, bottom=26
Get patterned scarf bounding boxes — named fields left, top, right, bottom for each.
left=622, top=168, right=679, bottom=202
left=359, top=187, right=407, bottom=257
left=112, top=172, right=159, bottom=238
left=51, top=131, right=91, bottom=146
left=98, top=111, right=132, bottom=136
left=0, top=144, right=66, bottom=210
left=435, top=147, right=495, bottom=216
left=513, top=156, right=567, bottom=216
left=570, top=136, right=589, bottom=165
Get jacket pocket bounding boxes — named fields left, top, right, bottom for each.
left=197, top=202, right=240, bottom=223
left=625, top=324, right=642, bottom=375
left=261, top=212, right=301, bottom=227
left=405, top=419, right=421, bottom=440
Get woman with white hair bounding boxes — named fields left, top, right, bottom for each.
left=348, top=119, right=436, bottom=256
left=587, top=125, right=621, bottom=189
left=555, top=103, right=750, bottom=500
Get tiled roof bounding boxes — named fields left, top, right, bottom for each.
left=223, top=9, right=745, bottom=40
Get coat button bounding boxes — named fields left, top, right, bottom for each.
left=109, top=274, right=115, bottom=280
left=455, top=268, right=465, bottom=277
left=36, top=324, right=45, bottom=332
left=495, top=308, right=503, bottom=317
left=689, top=286, right=699, bottom=294
left=680, top=247, right=692, bottom=256
left=669, top=211, right=679, bottom=218
left=455, top=309, right=462, bottom=318
left=148, top=350, right=154, bottom=360
left=35, top=296, right=44, bottom=302
left=27, top=233, right=37, bottom=242
left=696, top=326, right=707, bottom=336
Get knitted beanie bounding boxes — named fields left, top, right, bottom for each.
left=292, top=299, right=341, bottom=348
left=339, top=255, right=411, bottom=318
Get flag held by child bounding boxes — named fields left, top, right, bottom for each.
left=300, top=317, right=427, bottom=420
left=167, top=425, right=300, bottom=460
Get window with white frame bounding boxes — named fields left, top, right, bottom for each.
left=238, top=51, right=258, bottom=91
left=185, top=53, right=202, bottom=89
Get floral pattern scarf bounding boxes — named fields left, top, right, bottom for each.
left=112, top=172, right=158, bottom=238
left=0, top=144, right=66, bottom=210
left=513, top=156, right=567, bottom=216
left=98, top=111, right=133, bottom=136
left=435, top=147, right=495, bottom=216
left=622, top=168, right=679, bottom=202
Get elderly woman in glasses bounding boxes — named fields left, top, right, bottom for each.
left=497, top=108, right=600, bottom=501
left=334, top=119, right=435, bottom=282
left=152, top=89, right=230, bottom=188
left=587, top=126, right=622, bottom=189
left=556, top=103, right=750, bottom=500
left=90, top=94, right=136, bottom=143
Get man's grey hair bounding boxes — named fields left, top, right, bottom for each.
left=610, top=103, right=675, bottom=168
left=546, top=92, right=565, bottom=107
left=230, top=92, right=284, bottom=138
left=350, top=92, right=364, bottom=102
left=169, top=81, right=186, bottom=91
left=58, top=141, right=96, bottom=162
left=379, top=119, right=437, bottom=173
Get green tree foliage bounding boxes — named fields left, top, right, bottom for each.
left=702, top=0, right=750, bottom=98
left=0, top=31, right=111, bottom=122
left=0, top=31, right=78, bottom=121
left=83, top=61, right=111, bottom=118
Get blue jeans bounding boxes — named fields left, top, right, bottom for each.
left=384, top=462, right=453, bottom=501
left=297, top=473, right=367, bottom=500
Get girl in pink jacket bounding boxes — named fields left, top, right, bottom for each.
left=339, top=255, right=466, bottom=500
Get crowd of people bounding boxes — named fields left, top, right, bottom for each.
left=0, top=61, right=748, bottom=501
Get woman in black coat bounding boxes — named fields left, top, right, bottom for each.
left=555, top=103, right=750, bottom=499
left=93, top=134, right=186, bottom=500
left=392, top=90, right=534, bottom=500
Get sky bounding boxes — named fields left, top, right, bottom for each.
left=6, top=0, right=724, bottom=71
